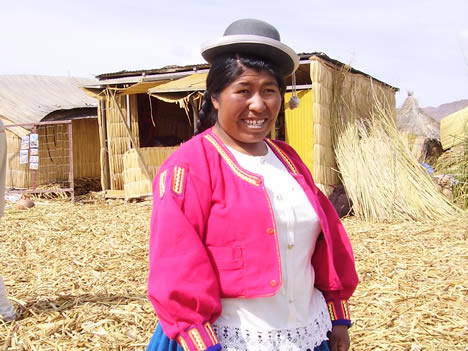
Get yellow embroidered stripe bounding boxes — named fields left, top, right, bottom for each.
left=265, top=139, right=298, bottom=175
left=204, top=134, right=261, bottom=186
left=187, top=328, right=207, bottom=351
left=328, top=302, right=337, bottom=321
left=204, top=322, right=218, bottom=345
left=177, top=336, right=190, bottom=351
left=341, top=300, right=350, bottom=320
left=171, top=166, right=186, bottom=195
left=159, top=170, right=167, bottom=198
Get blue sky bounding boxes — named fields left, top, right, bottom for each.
left=1, top=0, right=467, bottom=107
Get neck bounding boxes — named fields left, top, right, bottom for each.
left=212, top=125, right=268, bottom=156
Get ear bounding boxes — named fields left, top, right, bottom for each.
left=211, top=95, right=219, bottom=110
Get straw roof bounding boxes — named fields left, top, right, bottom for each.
left=440, top=106, right=468, bottom=150
left=397, top=92, right=440, bottom=139
left=0, top=75, right=98, bottom=125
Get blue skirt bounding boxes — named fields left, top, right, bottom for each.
left=147, top=323, right=330, bottom=351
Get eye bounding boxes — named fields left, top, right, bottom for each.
left=264, top=87, right=279, bottom=94
left=236, top=89, right=250, bottom=94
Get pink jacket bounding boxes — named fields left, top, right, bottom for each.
left=148, top=129, right=358, bottom=351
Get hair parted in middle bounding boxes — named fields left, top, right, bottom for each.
left=195, top=53, right=286, bottom=135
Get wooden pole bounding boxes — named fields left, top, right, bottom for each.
left=98, top=100, right=110, bottom=190
left=31, top=125, right=37, bottom=191
left=190, top=95, right=199, bottom=135
left=68, top=122, right=75, bottom=203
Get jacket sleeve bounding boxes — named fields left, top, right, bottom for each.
left=148, top=162, right=222, bottom=351
left=312, top=188, right=358, bottom=328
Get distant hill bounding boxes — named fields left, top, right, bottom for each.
left=422, top=99, right=468, bottom=121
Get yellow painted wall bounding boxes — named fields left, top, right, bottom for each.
left=284, top=90, right=314, bottom=173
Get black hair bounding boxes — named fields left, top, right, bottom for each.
left=195, top=53, right=286, bottom=135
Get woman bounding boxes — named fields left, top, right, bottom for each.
left=147, top=19, right=358, bottom=351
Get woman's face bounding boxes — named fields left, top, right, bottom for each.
left=211, top=68, right=282, bottom=154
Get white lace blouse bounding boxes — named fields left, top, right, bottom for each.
left=212, top=143, right=332, bottom=350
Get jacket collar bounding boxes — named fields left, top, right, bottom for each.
left=204, top=129, right=298, bottom=186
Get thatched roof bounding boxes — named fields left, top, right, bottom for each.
left=0, top=75, right=98, bottom=125
left=397, top=92, right=440, bottom=139
left=440, top=106, right=468, bottom=149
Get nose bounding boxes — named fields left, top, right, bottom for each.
left=248, top=92, right=266, bottom=112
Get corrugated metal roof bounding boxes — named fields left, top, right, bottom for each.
left=0, top=75, right=98, bottom=125
left=95, top=63, right=210, bottom=80
left=95, top=52, right=398, bottom=92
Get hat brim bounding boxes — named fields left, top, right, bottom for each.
left=201, top=34, right=299, bottom=77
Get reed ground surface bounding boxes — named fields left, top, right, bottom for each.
left=0, top=198, right=466, bottom=350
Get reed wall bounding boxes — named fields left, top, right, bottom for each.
left=309, top=57, right=396, bottom=195
left=105, top=94, right=139, bottom=190
left=72, top=118, right=101, bottom=178
left=5, top=120, right=100, bottom=188
left=6, top=124, right=70, bottom=188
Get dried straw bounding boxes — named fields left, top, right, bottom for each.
left=0, top=199, right=466, bottom=350
left=0, top=198, right=156, bottom=350
left=334, top=99, right=461, bottom=221
left=344, top=217, right=468, bottom=351
left=435, top=142, right=468, bottom=209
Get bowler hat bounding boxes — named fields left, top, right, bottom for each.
left=200, top=19, right=299, bottom=77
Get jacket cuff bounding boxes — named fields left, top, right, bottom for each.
left=327, top=298, right=352, bottom=327
left=176, top=322, right=221, bottom=351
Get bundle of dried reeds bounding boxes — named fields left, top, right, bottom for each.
left=435, top=141, right=468, bottom=209
left=334, top=103, right=461, bottom=221
left=123, top=146, right=178, bottom=199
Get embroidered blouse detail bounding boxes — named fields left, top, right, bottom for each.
left=213, top=306, right=331, bottom=351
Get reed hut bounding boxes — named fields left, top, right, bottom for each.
left=0, top=75, right=99, bottom=189
left=397, top=92, right=443, bottom=165
left=440, top=107, right=468, bottom=151
left=85, top=53, right=397, bottom=198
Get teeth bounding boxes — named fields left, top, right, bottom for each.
left=244, top=119, right=265, bottom=128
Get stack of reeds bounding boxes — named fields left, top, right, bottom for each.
left=334, top=102, right=461, bottom=221
left=123, top=146, right=178, bottom=199
left=435, top=141, right=468, bottom=209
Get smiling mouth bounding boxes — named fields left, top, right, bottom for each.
left=243, top=119, right=266, bottom=129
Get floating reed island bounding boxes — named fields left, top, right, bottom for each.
left=0, top=199, right=466, bottom=350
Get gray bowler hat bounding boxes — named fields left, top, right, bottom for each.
left=201, top=19, right=299, bottom=77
